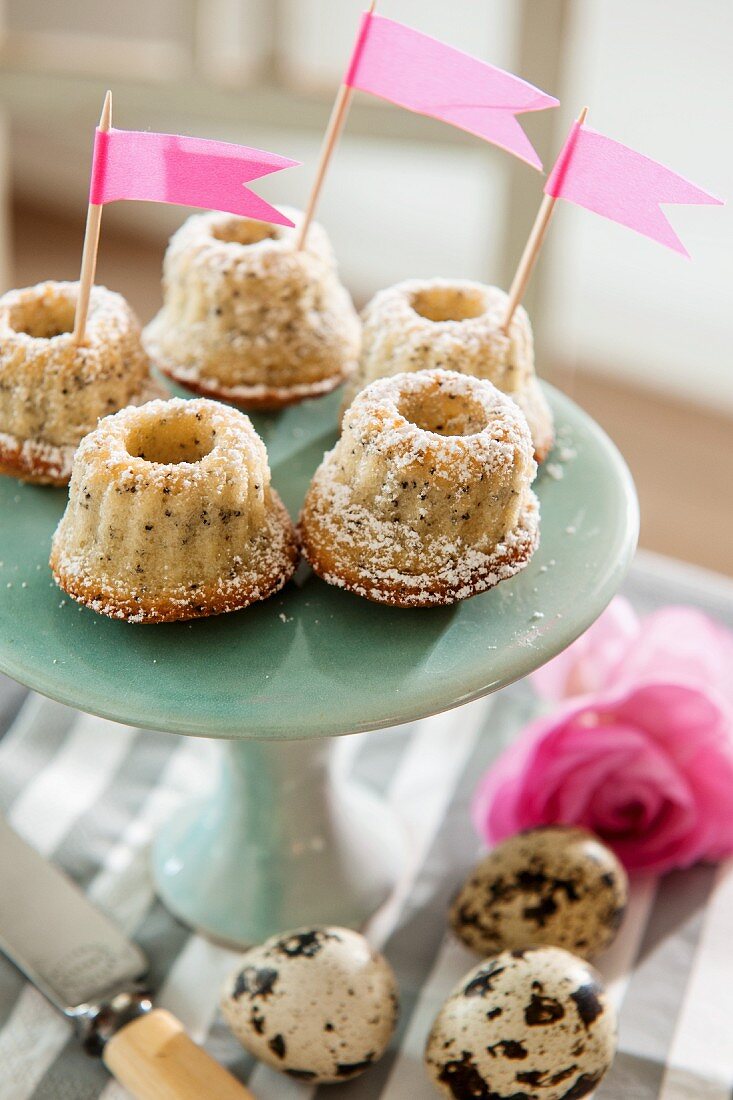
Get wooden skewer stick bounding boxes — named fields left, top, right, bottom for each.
left=295, top=1, right=377, bottom=251
left=502, top=106, right=588, bottom=333
left=73, top=90, right=112, bottom=345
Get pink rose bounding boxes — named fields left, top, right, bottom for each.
left=532, top=598, right=733, bottom=711
left=531, top=596, right=639, bottom=700
left=472, top=682, right=733, bottom=873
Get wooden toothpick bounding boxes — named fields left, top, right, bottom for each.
left=73, top=90, right=112, bottom=345
left=502, top=106, right=588, bottom=333
left=295, top=1, right=377, bottom=251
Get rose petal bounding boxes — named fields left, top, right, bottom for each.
left=614, top=606, right=733, bottom=710
left=612, top=683, right=728, bottom=758
left=531, top=596, right=639, bottom=701
left=473, top=679, right=733, bottom=875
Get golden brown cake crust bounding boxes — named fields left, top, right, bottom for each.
left=299, top=370, right=540, bottom=608
left=0, top=282, right=167, bottom=485
left=51, top=492, right=299, bottom=624
left=0, top=376, right=168, bottom=486
left=50, top=398, right=299, bottom=622
left=299, top=495, right=538, bottom=608
left=343, top=278, right=554, bottom=463
left=0, top=435, right=70, bottom=486
left=157, top=358, right=346, bottom=411
left=143, top=209, right=360, bottom=410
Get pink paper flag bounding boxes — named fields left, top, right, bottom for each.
left=545, top=122, right=723, bottom=256
left=89, top=128, right=300, bottom=227
left=344, top=12, right=558, bottom=170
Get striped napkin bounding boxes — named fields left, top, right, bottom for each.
left=0, top=551, right=731, bottom=1100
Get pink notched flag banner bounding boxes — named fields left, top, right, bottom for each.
left=344, top=12, right=558, bottom=170
left=545, top=122, right=723, bottom=256
left=89, top=129, right=300, bottom=227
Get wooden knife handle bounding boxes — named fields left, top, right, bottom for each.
left=103, top=1008, right=255, bottom=1100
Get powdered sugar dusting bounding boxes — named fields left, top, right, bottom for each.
left=0, top=281, right=166, bottom=483
left=143, top=207, right=360, bottom=409
left=157, top=360, right=342, bottom=407
left=341, top=277, right=554, bottom=461
left=51, top=397, right=298, bottom=623
left=300, top=369, right=540, bottom=607
left=0, top=375, right=166, bottom=485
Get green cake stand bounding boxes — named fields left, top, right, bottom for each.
left=0, top=384, right=638, bottom=947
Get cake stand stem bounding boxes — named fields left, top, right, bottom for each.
left=151, top=735, right=405, bottom=948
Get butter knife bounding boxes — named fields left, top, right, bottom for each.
left=0, top=816, right=253, bottom=1099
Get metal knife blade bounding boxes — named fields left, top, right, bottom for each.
left=0, top=816, right=147, bottom=1014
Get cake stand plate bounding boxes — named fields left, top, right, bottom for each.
left=0, top=385, right=638, bottom=946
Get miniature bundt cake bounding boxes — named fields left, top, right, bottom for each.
left=50, top=398, right=299, bottom=623
left=0, top=281, right=166, bottom=485
left=143, top=208, right=360, bottom=410
left=300, top=369, right=539, bottom=607
left=342, top=278, right=554, bottom=462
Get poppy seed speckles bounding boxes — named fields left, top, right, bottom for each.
left=50, top=398, right=299, bottom=623
left=0, top=280, right=166, bottom=485
left=142, top=208, right=360, bottom=409
left=221, top=925, right=399, bottom=1084
left=299, top=369, right=539, bottom=608
left=425, top=947, right=616, bottom=1100
left=340, top=277, right=554, bottom=463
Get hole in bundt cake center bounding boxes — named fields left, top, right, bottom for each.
left=411, top=286, right=486, bottom=323
left=398, top=387, right=488, bottom=437
left=212, top=218, right=279, bottom=246
left=127, top=413, right=216, bottom=465
left=10, top=297, right=75, bottom=338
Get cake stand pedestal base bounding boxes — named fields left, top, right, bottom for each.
left=151, top=736, right=406, bottom=948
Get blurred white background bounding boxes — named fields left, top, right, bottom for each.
left=0, top=0, right=730, bottom=569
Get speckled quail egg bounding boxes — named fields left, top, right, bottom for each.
left=450, top=826, right=628, bottom=960
left=221, top=926, right=399, bottom=1083
left=425, top=946, right=617, bottom=1100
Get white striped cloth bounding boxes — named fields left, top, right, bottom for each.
left=0, top=551, right=732, bottom=1100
